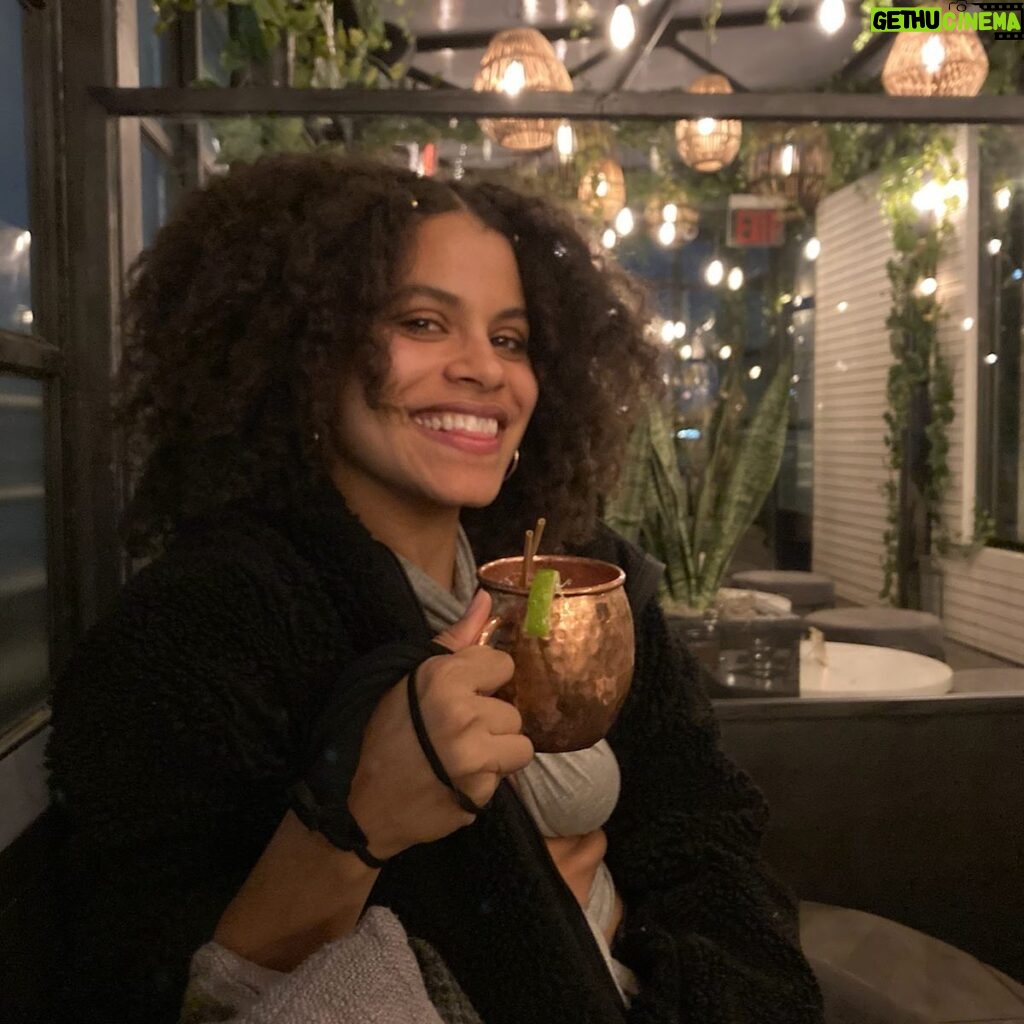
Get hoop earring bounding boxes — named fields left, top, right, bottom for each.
left=503, top=449, right=520, bottom=482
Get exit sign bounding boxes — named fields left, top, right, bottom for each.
left=727, top=196, right=786, bottom=247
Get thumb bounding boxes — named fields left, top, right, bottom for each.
left=435, top=589, right=493, bottom=652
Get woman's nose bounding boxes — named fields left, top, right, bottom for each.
left=444, top=330, right=505, bottom=390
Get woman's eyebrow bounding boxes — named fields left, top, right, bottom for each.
left=389, top=284, right=528, bottom=321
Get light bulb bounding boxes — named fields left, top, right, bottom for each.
left=595, top=177, right=609, bottom=198
left=791, top=373, right=801, bottom=384
left=674, top=321, right=687, bottom=339
left=817, top=0, right=846, bottom=34
left=987, top=238, right=1002, bottom=255
left=680, top=343, right=693, bottom=360
left=995, top=187, right=1012, bottom=212
left=961, top=317, right=974, bottom=331
left=912, top=179, right=944, bottom=216
left=803, top=237, right=821, bottom=261
left=614, top=207, right=635, bottom=236
left=705, top=259, right=725, bottom=287
left=500, top=59, right=525, bottom=96
left=921, top=34, right=946, bottom=75
left=748, top=365, right=763, bottom=380
left=602, top=228, right=617, bottom=249
left=657, top=221, right=677, bottom=246
left=14, top=230, right=31, bottom=255
left=696, top=117, right=716, bottom=137
left=727, top=266, right=744, bottom=291
left=662, top=203, right=678, bottom=223
left=836, top=300, right=849, bottom=313
left=779, top=144, right=795, bottom=177
left=660, top=320, right=675, bottom=343
left=609, top=4, right=636, bottom=49
left=984, top=352, right=999, bottom=365
left=718, top=344, right=733, bottom=360
left=555, top=122, right=574, bottom=161
left=917, top=277, right=938, bottom=297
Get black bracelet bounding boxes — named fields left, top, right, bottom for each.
left=289, top=780, right=389, bottom=869
left=407, top=662, right=486, bottom=816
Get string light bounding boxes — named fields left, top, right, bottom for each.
left=984, top=352, right=998, bottom=365
left=609, top=4, right=636, bottom=49
left=916, top=276, right=938, bottom=297
left=836, top=300, right=849, bottom=313
left=803, top=237, right=821, bottom=261
left=705, top=259, right=725, bottom=286
left=555, top=122, right=575, bottom=161
left=680, top=343, right=693, bottom=360
left=987, top=238, right=1002, bottom=255
left=657, top=221, right=677, bottom=246
left=748, top=365, right=763, bottom=380
left=602, top=228, right=617, bottom=249
left=718, top=344, right=733, bottom=359
left=961, top=316, right=974, bottom=331
left=673, top=321, right=687, bottom=339
left=660, top=320, right=675, bottom=343
left=727, top=266, right=744, bottom=291
left=995, top=187, right=1012, bottom=211
left=662, top=203, right=678, bottom=223
left=817, top=0, right=847, bottom=35
left=614, top=207, right=635, bottom=236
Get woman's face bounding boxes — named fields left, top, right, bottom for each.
left=330, top=210, right=538, bottom=519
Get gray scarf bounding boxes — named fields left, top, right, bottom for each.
left=396, top=528, right=477, bottom=635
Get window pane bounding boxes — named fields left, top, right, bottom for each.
left=0, top=374, right=48, bottom=730
left=141, top=137, right=171, bottom=249
left=137, top=0, right=172, bottom=87
left=0, top=1, right=33, bottom=335
left=978, top=127, right=1024, bottom=547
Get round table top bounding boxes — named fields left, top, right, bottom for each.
left=799, top=640, right=953, bottom=699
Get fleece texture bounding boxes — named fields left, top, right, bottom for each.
left=47, top=484, right=823, bottom=1024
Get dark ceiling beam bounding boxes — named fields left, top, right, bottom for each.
left=405, top=66, right=457, bottom=90
left=415, top=22, right=595, bottom=53
left=608, top=0, right=678, bottom=92
left=664, top=6, right=818, bottom=33
left=91, top=86, right=1024, bottom=125
left=569, top=50, right=610, bottom=79
left=835, top=33, right=889, bottom=80
left=666, top=38, right=748, bottom=92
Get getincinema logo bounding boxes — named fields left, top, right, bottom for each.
left=870, top=2, right=1023, bottom=38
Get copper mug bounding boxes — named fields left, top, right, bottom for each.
left=475, top=555, right=635, bottom=753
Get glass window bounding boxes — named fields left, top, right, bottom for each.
left=0, top=1, right=33, bottom=335
left=0, top=374, right=49, bottom=731
left=141, top=136, right=172, bottom=249
left=137, top=0, right=172, bottom=87
left=977, top=127, right=1024, bottom=549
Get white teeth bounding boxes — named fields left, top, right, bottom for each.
left=413, top=412, right=499, bottom=436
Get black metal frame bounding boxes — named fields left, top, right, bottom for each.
left=88, top=86, right=1024, bottom=123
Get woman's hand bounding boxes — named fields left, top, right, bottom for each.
left=349, top=590, right=535, bottom=861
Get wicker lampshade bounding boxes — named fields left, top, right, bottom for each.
left=643, top=193, right=699, bottom=247
left=746, top=125, right=832, bottom=214
left=882, top=28, right=988, bottom=97
left=473, top=27, right=573, bottom=151
left=577, top=158, right=627, bottom=222
left=675, top=75, right=742, bottom=174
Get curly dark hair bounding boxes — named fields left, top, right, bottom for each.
left=117, top=153, right=657, bottom=561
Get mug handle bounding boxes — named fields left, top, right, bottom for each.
left=477, top=615, right=504, bottom=647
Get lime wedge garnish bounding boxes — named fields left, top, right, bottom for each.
left=524, top=568, right=560, bottom=638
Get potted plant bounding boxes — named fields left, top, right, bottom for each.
left=605, top=354, right=800, bottom=692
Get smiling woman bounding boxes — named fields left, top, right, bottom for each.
left=46, top=154, right=824, bottom=1024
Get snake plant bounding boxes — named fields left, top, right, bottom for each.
left=605, top=357, right=792, bottom=612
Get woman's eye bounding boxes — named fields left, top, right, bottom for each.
left=400, top=317, right=445, bottom=334
left=492, top=334, right=529, bottom=355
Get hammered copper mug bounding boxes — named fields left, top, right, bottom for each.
left=475, top=555, right=635, bottom=753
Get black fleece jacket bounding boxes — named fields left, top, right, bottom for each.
left=47, top=486, right=823, bottom=1024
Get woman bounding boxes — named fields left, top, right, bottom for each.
left=47, top=154, right=823, bottom=1024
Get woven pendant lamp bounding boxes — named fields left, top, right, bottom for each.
left=746, top=125, right=832, bottom=214
left=882, top=27, right=988, bottom=97
left=577, top=158, right=627, bottom=222
left=675, top=75, right=742, bottom=174
left=473, top=27, right=574, bottom=151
